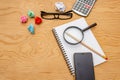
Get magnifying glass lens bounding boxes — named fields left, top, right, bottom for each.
left=64, top=27, right=83, bottom=44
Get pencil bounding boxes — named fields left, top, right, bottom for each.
left=66, top=32, right=108, bottom=60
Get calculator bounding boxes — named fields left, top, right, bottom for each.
left=72, top=0, right=96, bottom=16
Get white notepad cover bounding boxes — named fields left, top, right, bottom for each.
left=52, top=18, right=106, bottom=75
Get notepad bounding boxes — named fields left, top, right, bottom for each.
left=52, top=18, right=106, bottom=75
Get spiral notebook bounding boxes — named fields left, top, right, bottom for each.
left=52, top=18, right=106, bottom=75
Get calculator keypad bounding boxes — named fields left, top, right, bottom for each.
left=72, top=0, right=96, bottom=16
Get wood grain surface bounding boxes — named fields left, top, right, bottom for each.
left=0, top=0, right=120, bottom=80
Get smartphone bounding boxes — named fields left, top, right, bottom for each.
left=74, top=52, right=95, bottom=80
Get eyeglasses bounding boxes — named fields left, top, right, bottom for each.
left=40, top=10, right=73, bottom=20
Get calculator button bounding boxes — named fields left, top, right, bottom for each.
left=88, top=5, right=91, bottom=8
left=86, top=0, right=89, bottom=4
left=80, top=0, right=84, bottom=2
left=83, top=11, right=86, bottom=14
left=84, top=8, right=87, bottom=11
left=88, top=2, right=91, bottom=5
left=80, top=10, right=83, bottom=13
left=76, top=8, right=79, bottom=11
left=86, top=11, right=88, bottom=13
left=85, top=0, right=88, bottom=4
left=79, top=2, right=83, bottom=6
left=85, top=4, right=91, bottom=8
left=81, top=3, right=84, bottom=6
left=89, top=2, right=93, bottom=6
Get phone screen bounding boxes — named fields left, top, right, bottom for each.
left=74, top=53, right=95, bottom=80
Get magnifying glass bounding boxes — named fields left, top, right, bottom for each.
left=63, top=23, right=97, bottom=45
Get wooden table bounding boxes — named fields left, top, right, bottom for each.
left=0, top=0, right=120, bottom=80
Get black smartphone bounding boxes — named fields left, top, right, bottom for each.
left=74, top=52, right=95, bottom=80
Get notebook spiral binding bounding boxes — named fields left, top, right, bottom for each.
left=52, top=29, right=75, bottom=75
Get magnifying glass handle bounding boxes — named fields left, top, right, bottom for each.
left=83, top=23, right=97, bottom=32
